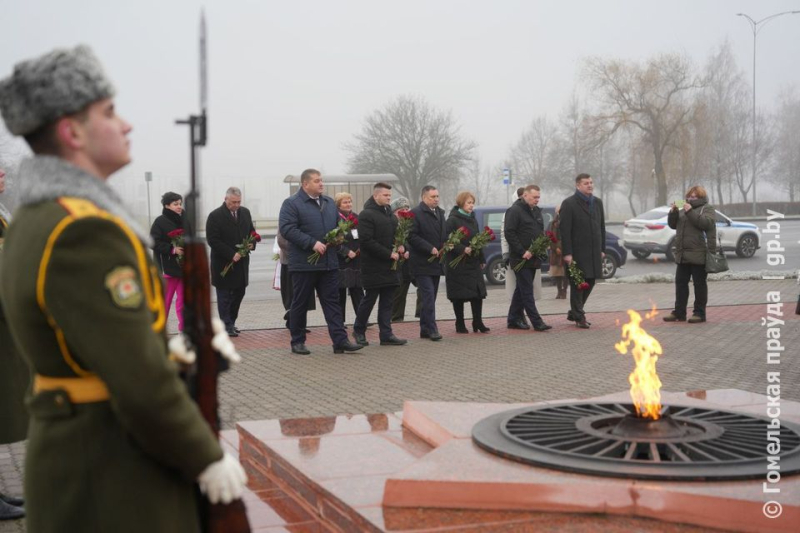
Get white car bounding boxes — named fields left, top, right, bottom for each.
left=622, top=206, right=761, bottom=260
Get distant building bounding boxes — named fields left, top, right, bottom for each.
left=283, top=173, right=399, bottom=211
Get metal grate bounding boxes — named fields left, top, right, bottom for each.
left=472, top=402, right=800, bottom=480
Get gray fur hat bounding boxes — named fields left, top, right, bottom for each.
left=390, top=196, right=410, bottom=213
left=0, top=45, right=115, bottom=136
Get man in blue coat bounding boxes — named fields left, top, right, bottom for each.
left=279, top=169, right=363, bottom=355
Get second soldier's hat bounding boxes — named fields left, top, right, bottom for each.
left=0, top=45, right=115, bottom=136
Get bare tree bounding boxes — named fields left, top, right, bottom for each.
left=770, top=88, right=800, bottom=201
left=583, top=53, right=704, bottom=206
left=459, top=157, right=497, bottom=206
left=345, top=95, right=477, bottom=199
left=508, top=115, right=559, bottom=188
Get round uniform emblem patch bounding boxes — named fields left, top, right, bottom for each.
left=105, top=266, right=143, bottom=309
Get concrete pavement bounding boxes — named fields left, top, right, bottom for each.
left=2, top=278, right=799, bottom=533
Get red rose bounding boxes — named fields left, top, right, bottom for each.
left=459, top=226, right=471, bottom=238
left=578, top=282, right=590, bottom=291
left=251, top=231, right=262, bottom=242
left=167, top=229, right=184, bottom=238
left=546, top=230, right=557, bottom=243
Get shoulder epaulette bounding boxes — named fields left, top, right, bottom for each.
left=57, top=197, right=106, bottom=218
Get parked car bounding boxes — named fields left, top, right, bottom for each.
left=472, top=206, right=627, bottom=285
left=622, top=206, right=761, bottom=260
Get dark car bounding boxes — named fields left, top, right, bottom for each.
left=472, top=205, right=627, bottom=285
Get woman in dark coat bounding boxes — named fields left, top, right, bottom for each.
left=150, top=192, right=185, bottom=331
left=547, top=206, right=567, bottom=299
left=664, top=185, right=716, bottom=323
left=335, top=192, right=364, bottom=323
left=444, top=191, right=488, bottom=333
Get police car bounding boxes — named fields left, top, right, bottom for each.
left=622, top=206, right=761, bottom=260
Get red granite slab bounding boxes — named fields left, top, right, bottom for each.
left=234, top=390, right=800, bottom=532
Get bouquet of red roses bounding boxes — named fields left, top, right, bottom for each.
left=221, top=230, right=262, bottom=277
left=308, top=214, right=358, bottom=265
left=449, top=226, right=495, bottom=268
left=512, top=230, right=557, bottom=272
left=567, top=260, right=590, bottom=290
left=167, top=228, right=185, bottom=266
left=430, top=226, right=470, bottom=263
left=391, top=211, right=415, bottom=270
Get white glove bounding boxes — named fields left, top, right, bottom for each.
left=168, top=334, right=196, bottom=365
left=211, top=318, right=242, bottom=363
left=197, top=452, right=247, bottom=504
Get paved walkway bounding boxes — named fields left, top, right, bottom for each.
left=2, top=278, right=799, bottom=533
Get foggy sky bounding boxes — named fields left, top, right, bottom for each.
left=2, top=0, right=799, bottom=219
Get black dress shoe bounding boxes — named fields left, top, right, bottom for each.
left=226, top=328, right=239, bottom=338
left=567, top=312, right=591, bottom=326
left=507, top=320, right=530, bottom=330
left=422, top=331, right=442, bottom=341
left=380, top=335, right=407, bottom=346
left=0, top=495, right=22, bottom=507
left=576, top=320, right=590, bottom=329
left=333, top=341, right=363, bottom=354
left=291, top=343, right=311, bottom=355
left=233, top=326, right=241, bottom=333
left=533, top=323, right=553, bottom=331
left=353, top=332, right=369, bottom=346
left=0, top=499, right=24, bottom=520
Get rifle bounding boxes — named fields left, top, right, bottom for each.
left=176, top=11, right=251, bottom=533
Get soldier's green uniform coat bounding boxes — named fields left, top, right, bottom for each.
left=0, top=213, right=31, bottom=445
left=1, top=159, right=223, bottom=532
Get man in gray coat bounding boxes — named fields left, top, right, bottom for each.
left=559, top=173, right=606, bottom=329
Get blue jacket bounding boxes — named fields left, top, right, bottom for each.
left=279, top=189, right=340, bottom=271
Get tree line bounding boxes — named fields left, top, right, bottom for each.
left=346, top=41, right=799, bottom=216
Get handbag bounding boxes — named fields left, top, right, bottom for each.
left=705, top=236, right=729, bottom=274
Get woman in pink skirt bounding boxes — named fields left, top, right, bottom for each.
left=150, top=192, right=185, bottom=330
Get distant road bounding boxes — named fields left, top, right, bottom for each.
left=240, top=220, right=799, bottom=301
left=609, top=219, right=799, bottom=279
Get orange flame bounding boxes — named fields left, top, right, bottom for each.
left=615, top=310, right=663, bottom=419
left=644, top=300, right=659, bottom=320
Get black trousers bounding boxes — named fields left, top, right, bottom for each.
left=508, top=268, right=544, bottom=326
left=339, top=287, right=364, bottom=323
left=282, top=267, right=315, bottom=321
left=415, top=275, right=440, bottom=334
left=290, top=270, right=348, bottom=347
left=355, top=286, right=396, bottom=341
left=216, top=287, right=246, bottom=329
left=569, top=277, right=596, bottom=321
left=674, top=262, right=708, bottom=318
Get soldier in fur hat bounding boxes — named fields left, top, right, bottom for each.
left=0, top=45, right=246, bottom=532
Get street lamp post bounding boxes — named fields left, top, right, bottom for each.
left=737, top=10, right=800, bottom=217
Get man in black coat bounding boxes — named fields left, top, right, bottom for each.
left=206, top=186, right=256, bottom=337
left=278, top=169, right=362, bottom=355
left=504, top=184, right=552, bottom=331
left=353, top=183, right=407, bottom=346
left=408, top=185, right=447, bottom=340
left=559, top=173, right=606, bottom=329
